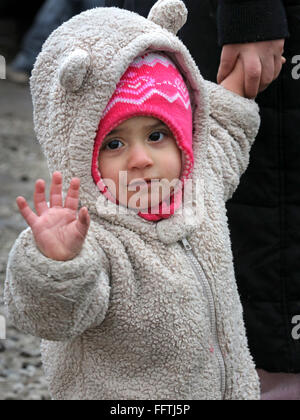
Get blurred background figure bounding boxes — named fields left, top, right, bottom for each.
left=0, top=1, right=45, bottom=43
left=0, top=0, right=103, bottom=400
left=0, top=0, right=44, bottom=74
left=5, top=0, right=105, bottom=84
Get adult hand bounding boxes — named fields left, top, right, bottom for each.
left=16, top=172, right=90, bottom=261
left=217, top=39, right=286, bottom=99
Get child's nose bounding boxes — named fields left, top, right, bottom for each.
left=127, top=144, right=154, bottom=170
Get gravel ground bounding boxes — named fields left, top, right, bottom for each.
left=0, top=79, right=51, bottom=400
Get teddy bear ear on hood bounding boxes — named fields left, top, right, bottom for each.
left=59, top=48, right=90, bottom=92
left=148, top=0, right=188, bottom=35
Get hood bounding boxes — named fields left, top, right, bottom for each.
left=30, top=0, right=209, bottom=239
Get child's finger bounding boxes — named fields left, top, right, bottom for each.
left=281, top=56, right=286, bottom=64
left=50, top=171, right=63, bottom=208
left=16, top=196, right=38, bottom=227
left=260, top=58, right=275, bottom=90
left=76, top=207, right=90, bottom=238
left=64, top=178, right=80, bottom=213
left=217, top=47, right=238, bottom=84
left=34, top=179, right=49, bottom=216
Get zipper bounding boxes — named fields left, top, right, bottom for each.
left=181, top=237, right=226, bottom=399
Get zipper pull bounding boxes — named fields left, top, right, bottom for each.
left=182, top=237, right=192, bottom=251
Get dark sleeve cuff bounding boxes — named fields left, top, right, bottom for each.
left=217, top=0, right=290, bottom=46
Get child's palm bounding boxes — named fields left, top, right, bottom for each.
left=32, top=206, right=86, bottom=261
left=16, top=172, right=90, bottom=261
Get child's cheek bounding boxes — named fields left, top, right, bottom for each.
left=167, top=145, right=183, bottom=179
left=168, top=156, right=183, bottom=181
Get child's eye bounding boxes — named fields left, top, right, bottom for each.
left=103, top=139, right=123, bottom=150
left=149, top=132, right=165, bottom=142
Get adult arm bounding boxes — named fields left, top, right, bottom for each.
left=217, top=0, right=289, bottom=46
left=217, top=0, right=289, bottom=98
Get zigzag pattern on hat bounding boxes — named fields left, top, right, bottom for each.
left=102, top=54, right=191, bottom=117
left=103, top=86, right=191, bottom=116
left=130, top=53, right=177, bottom=69
left=117, top=77, right=190, bottom=99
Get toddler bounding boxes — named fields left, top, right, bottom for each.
left=4, top=0, right=282, bottom=400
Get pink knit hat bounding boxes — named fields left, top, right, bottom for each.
left=92, top=52, right=193, bottom=221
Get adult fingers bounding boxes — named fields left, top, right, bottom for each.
left=273, top=55, right=283, bottom=81
left=16, top=196, right=38, bottom=227
left=64, top=177, right=81, bottom=213
left=76, top=207, right=90, bottom=238
left=243, top=54, right=262, bottom=99
left=217, top=45, right=239, bottom=84
left=50, top=171, right=63, bottom=208
left=34, top=179, right=49, bottom=216
left=273, top=55, right=287, bottom=81
left=260, top=56, right=275, bottom=91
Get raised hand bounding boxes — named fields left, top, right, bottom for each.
left=16, top=172, right=90, bottom=261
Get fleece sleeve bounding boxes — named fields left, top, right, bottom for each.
left=4, top=222, right=111, bottom=342
left=205, top=81, right=260, bottom=202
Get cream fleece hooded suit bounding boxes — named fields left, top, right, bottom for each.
left=4, top=0, right=261, bottom=400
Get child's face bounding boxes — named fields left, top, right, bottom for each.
left=98, top=116, right=182, bottom=211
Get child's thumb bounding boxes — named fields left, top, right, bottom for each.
left=217, top=47, right=238, bottom=84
